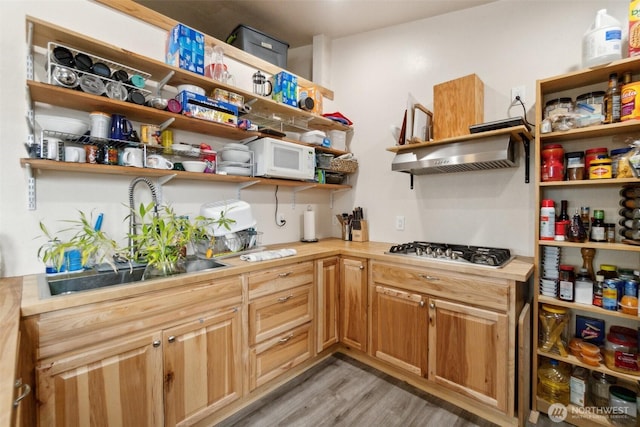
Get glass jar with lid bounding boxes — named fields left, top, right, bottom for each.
left=565, top=151, right=585, bottom=180
left=604, top=332, right=639, bottom=374
left=545, top=97, right=573, bottom=119
left=539, top=305, right=569, bottom=356
left=589, top=371, right=617, bottom=408
left=585, top=147, right=608, bottom=170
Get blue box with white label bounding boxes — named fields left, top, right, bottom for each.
left=179, top=91, right=238, bottom=127
left=166, top=24, right=205, bottom=75
left=272, top=71, right=298, bottom=107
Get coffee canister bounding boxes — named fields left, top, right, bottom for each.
left=621, top=82, right=640, bottom=121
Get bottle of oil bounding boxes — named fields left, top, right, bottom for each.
left=537, top=358, right=570, bottom=405
left=605, top=73, right=621, bottom=123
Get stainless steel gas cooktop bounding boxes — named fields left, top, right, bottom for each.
left=385, top=241, right=514, bottom=268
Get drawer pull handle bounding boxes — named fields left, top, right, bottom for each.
left=279, top=334, right=294, bottom=343
left=153, top=340, right=161, bottom=348
left=278, top=295, right=293, bottom=303
left=13, top=379, right=31, bottom=407
left=419, top=274, right=439, bottom=281
left=278, top=272, right=292, bottom=277
left=430, top=302, right=435, bottom=309
left=359, top=265, right=364, bottom=270
left=419, top=300, right=425, bottom=307
left=168, top=336, right=176, bottom=343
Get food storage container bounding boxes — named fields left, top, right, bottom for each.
left=604, top=332, right=639, bottom=374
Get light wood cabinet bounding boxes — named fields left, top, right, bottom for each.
left=163, top=306, right=242, bottom=427
left=36, top=332, right=164, bottom=427
left=316, top=257, right=340, bottom=352
left=370, top=285, right=428, bottom=376
left=428, top=298, right=508, bottom=412
left=339, top=256, right=368, bottom=352
left=247, top=262, right=315, bottom=391
left=533, top=57, right=640, bottom=426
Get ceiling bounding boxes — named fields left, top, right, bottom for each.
left=134, top=0, right=497, bottom=49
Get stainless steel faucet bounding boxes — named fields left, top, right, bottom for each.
left=128, top=177, right=159, bottom=258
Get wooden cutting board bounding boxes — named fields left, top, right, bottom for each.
left=433, top=74, right=484, bottom=140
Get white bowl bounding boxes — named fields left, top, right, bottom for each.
left=220, top=149, right=251, bottom=163
left=182, top=161, right=207, bottom=173
left=35, top=114, right=89, bottom=136
left=177, top=84, right=206, bottom=96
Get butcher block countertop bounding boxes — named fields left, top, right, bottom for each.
left=19, top=239, right=533, bottom=316
left=0, top=239, right=533, bottom=425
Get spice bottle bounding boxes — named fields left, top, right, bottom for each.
left=590, top=210, right=606, bottom=242
left=540, top=200, right=556, bottom=240
left=558, top=265, right=576, bottom=302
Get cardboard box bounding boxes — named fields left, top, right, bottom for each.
left=433, top=74, right=484, bottom=140
left=575, top=315, right=605, bottom=345
left=299, top=86, right=323, bottom=115
left=179, top=91, right=238, bottom=127
left=166, top=24, right=205, bottom=75
left=272, top=71, right=298, bottom=107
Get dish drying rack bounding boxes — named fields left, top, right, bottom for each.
left=194, top=230, right=264, bottom=260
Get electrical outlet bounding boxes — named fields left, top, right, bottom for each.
left=395, top=215, right=405, bottom=231
left=278, top=214, right=286, bottom=225
left=511, top=86, right=525, bottom=104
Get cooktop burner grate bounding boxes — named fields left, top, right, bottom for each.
left=385, top=241, right=513, bottom=268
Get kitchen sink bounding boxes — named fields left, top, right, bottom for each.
left=43, top=258, right=229, bottom=297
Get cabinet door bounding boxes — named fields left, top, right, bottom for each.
left=428, top=299, right=508, bottom=412
left=316, top=256, right=339, bottom=351
left=163, top=306, right=242, bottom=427
left=339, top=256, right=368, bottom=352
left=371, top=285, right=428, bottom=376
left=37, top=332, right=163, bottom=427
left=249, top=322, right=313, bottom=391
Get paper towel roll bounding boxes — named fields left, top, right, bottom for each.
left=303, top=209, right=316, bottom=241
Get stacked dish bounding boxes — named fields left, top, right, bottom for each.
left=217, top=143, right=252, bottom=176
left=540, top=246, right=561, bottom=297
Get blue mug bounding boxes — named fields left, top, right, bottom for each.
left=110, top=114, right=133, bottom=141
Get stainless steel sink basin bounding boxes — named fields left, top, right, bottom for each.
left=43, top=258, right=228, bottom=297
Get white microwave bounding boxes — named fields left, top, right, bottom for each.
left=247, top=137, right=316, bottom=180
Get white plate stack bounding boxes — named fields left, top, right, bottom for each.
left=217, top=143, right=252, bottom=176
left=540, top=246, right=561, bottom=297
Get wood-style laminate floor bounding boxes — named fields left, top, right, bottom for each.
left=217, top=353, right=566, bottom=427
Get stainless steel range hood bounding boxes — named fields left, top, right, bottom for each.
left=391, top=134, right=517, bottom=175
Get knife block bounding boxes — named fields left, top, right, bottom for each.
left=351, top=220, right=369, bottom=242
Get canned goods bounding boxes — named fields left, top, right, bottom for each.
left=161, top=130, right=173, bottom=148
left=624, top=279, right=638, bottom=297
left=603, top=279, right=621, bottom=310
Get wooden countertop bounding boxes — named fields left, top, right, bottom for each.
left=19, top=238, right=534, bottom=317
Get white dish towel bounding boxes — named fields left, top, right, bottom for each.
left=240, top=248, right=297, bottom=262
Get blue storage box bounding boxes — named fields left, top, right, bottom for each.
left=166, top=24, right=205, bottom=75
left=178, top=91, right=238, bottom=127
left=272, top=71, right=298, bottom=107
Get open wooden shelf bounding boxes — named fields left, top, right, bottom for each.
left=20, top=158, right=352, bottom=190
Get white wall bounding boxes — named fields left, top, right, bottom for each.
left=0, top=0, right=629, bottom=277
left=327, top=0, right=628, bottom=256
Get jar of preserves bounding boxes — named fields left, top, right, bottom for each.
left=542, top=144, right=565, bottom=182
left=544, top=97, right=573, bottom=118
left=558, top=265, right=576, bottom=302
left=539, top=305, right=569, bottom=355
left=565, top=151, right=585, bottom=180
left=585, top=147, right=608, bottom=170
left=604, top=332, right=639, bottom=374
left=589, top=158, right=612, bottom=179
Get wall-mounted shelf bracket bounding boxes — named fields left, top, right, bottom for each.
left=25, top=163, right=36, bottom=211
left=26, top=22, right=34, bottom=80
left=520, top=132, right=531, bottom=184
left=156, top=71, right=175, bottom=94
left=330, top=188, right=350, bottom=209
left=153, top=174, right=177, bottom=205
left=236, top=181, right=259, bottom=199
left=292, top=185, right=316, bottom=209
left=159, top=118, right=175, bottom=132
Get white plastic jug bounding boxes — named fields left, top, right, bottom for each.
left=582, top=9, right=622, bottom=68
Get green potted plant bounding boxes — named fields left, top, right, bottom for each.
left=127, top=202, right=216, bottom=279
left=38, top=210, right=120, bottom=273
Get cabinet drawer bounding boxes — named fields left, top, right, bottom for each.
left=249, top=284, right=313, bottom=345
left=249, top=322, right=313, bottom=391
left=247, top=261, right=314, bottom=299
left=371, top=262, right=509, bottom=311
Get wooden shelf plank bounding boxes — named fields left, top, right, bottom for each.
left=536, top=398, right=618, bottom=427
left=539, top=177, right=640, bottom=187
left=385, top=125, right=532, bottom=153
left=537, top=240, right=640, bottom=252
left=539, top=120, right=640, bottom=144
left=537, top=294, right=640, bottom=320
left=19, top=158, right=352, bottom=190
